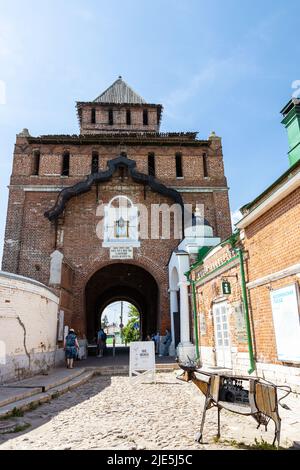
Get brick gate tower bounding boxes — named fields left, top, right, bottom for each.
left=2, top=77, right=231, bottom=351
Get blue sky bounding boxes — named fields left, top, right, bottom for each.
left=0, top=0, right=299, bottom=262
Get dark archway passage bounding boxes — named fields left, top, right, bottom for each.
left=85, top=263, right=159, bottom=342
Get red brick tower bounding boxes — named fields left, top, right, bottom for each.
left=2, top=77, right=231, bottom=340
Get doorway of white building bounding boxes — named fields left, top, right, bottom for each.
left=213, top=301, right=232, bottom=368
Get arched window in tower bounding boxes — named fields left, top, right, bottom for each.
left=126, top=109, right=131, bottom=125
left=32, top=150, right=40, bottom=176
left=148, top=152, right=155, bottom=176
left=91, top=151, right=99, bottom=174
left=108, top=109, right=114, bottom=125
left=62, top=151, right=70, bottom=176
left=102, top=196, right=140, bottom=247
left=143, top=109, right=148, bottom=126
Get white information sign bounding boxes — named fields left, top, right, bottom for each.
left=110, top=246, right=133, bottom=260
left=129, top=341, right=156, bottom=382
left=270, top=284, right=300, bottom=362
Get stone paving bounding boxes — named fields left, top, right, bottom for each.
left=0, top=372, right=299, bottom=450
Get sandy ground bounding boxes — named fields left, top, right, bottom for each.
left=0, top=372, right=299, bottom=450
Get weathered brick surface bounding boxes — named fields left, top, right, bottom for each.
left=191, top=184, right=300, bottom=369
left=2, top=103, right=232, bottom=340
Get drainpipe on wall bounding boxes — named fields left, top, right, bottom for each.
left=234, top=246, right=256, bottom=374
left=185, top=232, right=256, bottom=374
left=185, top=271, right=200, bottom=361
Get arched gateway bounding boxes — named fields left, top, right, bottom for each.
left=2, top=77, right=231, bottom=362
left=85, top=263, right=159, bottom=342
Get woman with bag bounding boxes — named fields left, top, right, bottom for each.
left=64, top=328, right=79, bottom=369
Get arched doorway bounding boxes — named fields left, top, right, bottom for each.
left=100, top=301, right=141, bottom=346
left=85, top=263, right=159, bottom=343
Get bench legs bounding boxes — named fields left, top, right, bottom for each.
left=217, top=406, right=221, bottom=439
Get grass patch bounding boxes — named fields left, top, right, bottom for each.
left=11, top=407, right=24, bottom=418
left=28, top=402, right=40, bottom=411
left=215, top=437, right=285, bottom=450
left=2, top=423, right=31, bottom=434
left=0, top=407, right=24, bottom=420
left=51, top=391, right=60, bottom=399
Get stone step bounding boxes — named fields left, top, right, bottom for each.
left=88, top=363, right=179, bottom=376
left=4, top=368, right=85, bottom=392
left=0, top=370, right=94, bottom=419
left=0, top=386, right=42, bottom=408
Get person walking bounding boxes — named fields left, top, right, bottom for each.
left=64, top=328, right=79, bottom=369
left=153, top=331, right=160, bottom=354
left=97, top=328, right=106, bottom=358
left=159, top=329, right=172, bottom=357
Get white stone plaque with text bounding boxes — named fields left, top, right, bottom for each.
left=110, top=246, right=133, bottom=260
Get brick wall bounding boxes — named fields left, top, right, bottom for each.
left=2, top=130, right=231, bottom=340
left=190, top=183, right=300, bottom=388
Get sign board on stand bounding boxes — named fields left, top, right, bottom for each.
left=129, top=341, right=156, bottom=383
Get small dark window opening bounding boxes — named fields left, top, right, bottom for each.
left=32, top=150, right=40, bottom=176
left=157, top=108, right=160, bottom=125
left=91, top=108, right=96, bottom=124
left=62, top=151, right=70, bottom=176
left=203, top=153, right=209, bottom=177
left=118, top=165, right=128, bottom=179
left=143, top=109, right=148, bottom=125
left=148, top=153, right=155, bottom=176
left=175, top=153, right=183, bottom=178
left=91, top=151, right=99, bottom=174
left=126, top=110, right=131, bottom=125
left=108, top=109, right=114, bottom=125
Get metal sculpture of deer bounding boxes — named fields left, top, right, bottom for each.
left=178, top=359, right=291, bottom=447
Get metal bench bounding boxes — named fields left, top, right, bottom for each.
left=178, top=360, right=291, bottom=447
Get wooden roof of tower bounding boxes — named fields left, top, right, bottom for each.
left=76, top=77, right=163, bottom=128
left=94, top=76, right=146, bottom=104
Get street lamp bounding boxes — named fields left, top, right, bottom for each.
left=119, top=301, right=124, bottom=344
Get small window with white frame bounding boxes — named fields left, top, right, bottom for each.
left=102, top=196, right=140, bottom=247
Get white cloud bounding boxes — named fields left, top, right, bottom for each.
left=162, top=52, right=259, bottom=119
left=231, top=209, right=242, bottom=229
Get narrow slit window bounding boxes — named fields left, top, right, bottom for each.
left=91, top=151, right=99, bottom=174
left=108, top=109, right=114, bottom=125
left=203, top=153, right=209, bottom=177
left=91, top=108, right=96, bottom=124
left=175, top=153, right=183, bottom=178
left=126, top=109, right=131, bottom=125
left=157, top=108, right=160, bottom=125
left=143, top=109, right=148, bottom=125
left=32, top=150, right=40, bottom=176
left=148, top=152, right=155, bottom=176
left=62, top=151, right=70, bottom=176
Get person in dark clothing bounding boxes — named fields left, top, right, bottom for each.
left=64, top=328, right=79, bottom=369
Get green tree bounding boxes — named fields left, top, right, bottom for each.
left=122, top=305, right=140, bottom=345
left=101, top=314, right=109, bottom=330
